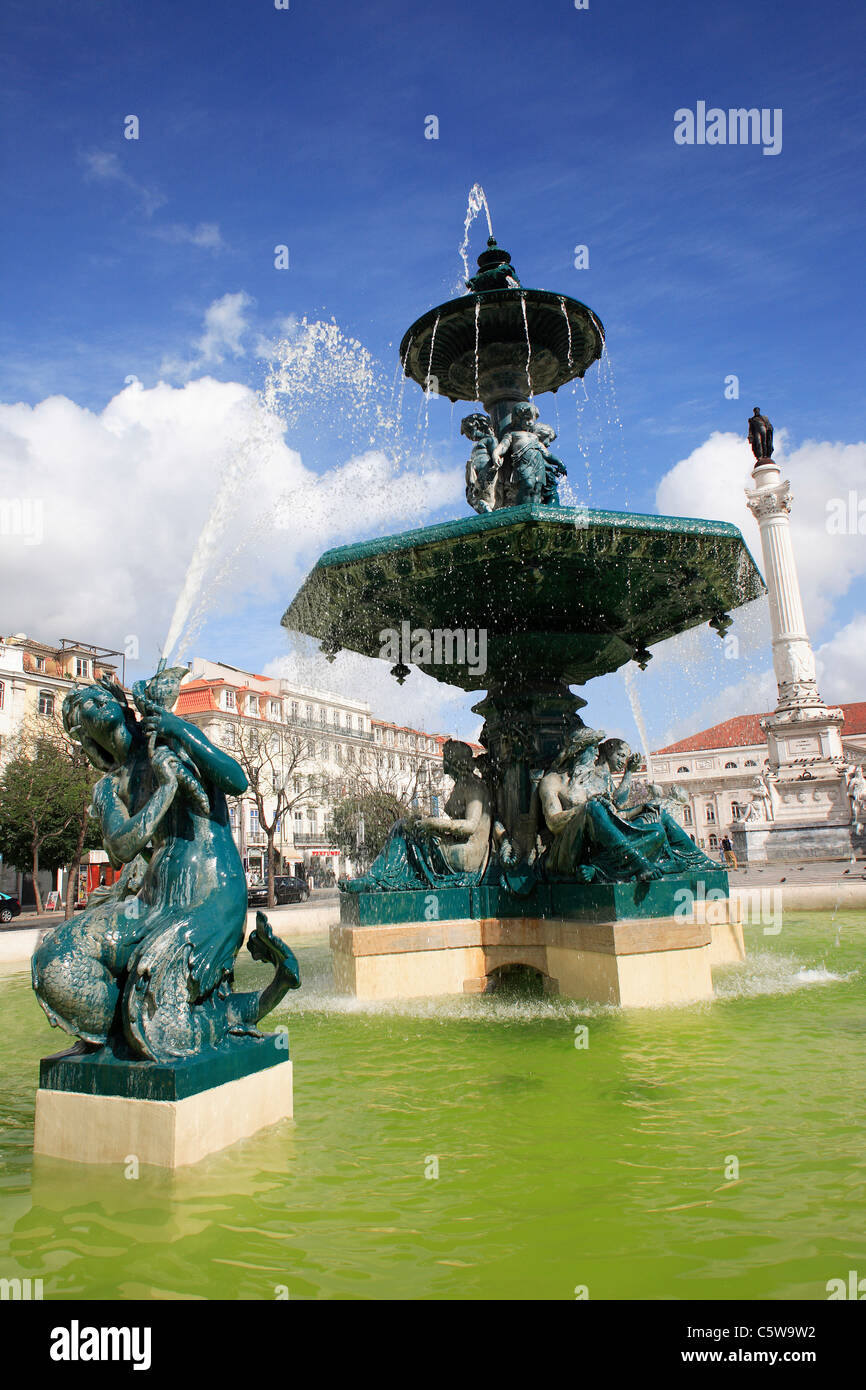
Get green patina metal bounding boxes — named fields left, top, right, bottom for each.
left=339, top=870, right=730, bottom=927
left=31, top=667, right=302, bottom=1080
left=282, top=504, right=765, bottom=689
left=39, top=1034, right=289, bottom=1103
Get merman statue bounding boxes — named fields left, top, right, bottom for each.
left=31, top=671, right=300, bottom=1062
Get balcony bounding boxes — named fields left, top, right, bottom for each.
left=291, top=832, right=331, bottom=846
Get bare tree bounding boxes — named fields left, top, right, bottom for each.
left=230, top=721, right=326, bottom=908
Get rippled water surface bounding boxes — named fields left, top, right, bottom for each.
left=1, top=913, right=864, bottom=1300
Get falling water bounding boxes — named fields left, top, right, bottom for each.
left=474, top=298, right=481, bottom=402
left=457, top=183, right=494, bottom=288
left=423, top=313, right=440, bottom=434
left=520, top=293, right=533, bottom=399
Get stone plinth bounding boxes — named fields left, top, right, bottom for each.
left=332, top=888, right=743, bottom=1008
left=33, top=1035, right=293, bottom=1168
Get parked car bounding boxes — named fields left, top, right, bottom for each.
left=0, top=892, right=22, bottom=923
left=247, top=875, right=310, bottom=907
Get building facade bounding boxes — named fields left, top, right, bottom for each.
left=0, top=634, right=125, bottom=900
left=650, top=702, right=866, bottom=853
left=179, top=659, right=446, bottom=880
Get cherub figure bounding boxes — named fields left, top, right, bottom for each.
left=493, top=401, right=567, bottom=507
left=461, top=413, right=500, bottom=513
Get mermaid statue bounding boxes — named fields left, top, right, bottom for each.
left=341, top=740, right=491, bottom=892
left=537, top=728, right=718, bottom=882
left=31, top=669, right=300, bottom=1063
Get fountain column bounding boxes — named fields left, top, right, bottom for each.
left=741, top=455, right=852, bottom=856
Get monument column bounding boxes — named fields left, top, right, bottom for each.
left=739, top=413, right=852, bottom=859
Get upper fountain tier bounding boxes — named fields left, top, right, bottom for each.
left=399, top=237, right=604, bottom=410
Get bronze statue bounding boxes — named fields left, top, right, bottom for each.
left=748, top=407, right=774, bottom=461
left=462, top=413, right=499, bottom=513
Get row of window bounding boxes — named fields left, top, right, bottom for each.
left=681, top=802, right=745, bottom=826
left=222, top=689, right=368, bottom=734
left=674, top=759, right=759, bottom=773
left=373, top=726, right=436, bottom=753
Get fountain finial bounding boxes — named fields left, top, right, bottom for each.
left=466, top=237, right=522, bottom=292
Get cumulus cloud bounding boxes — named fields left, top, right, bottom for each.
left=0, top=378, right=460, bottom=680
left=656, top=430, right=866, bottom=633
left=159, top=292, right=253, bottom=381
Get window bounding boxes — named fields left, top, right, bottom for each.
left=724, top=761, right=737, bottom=769
left=75, top=657, right=91, bottom=679
left=291, top=700, right=299, bottom=720
left=305, top=704, right=313, bottom=723
left=731, top=803, right=744, bottom=820
left=744, top=759, right=757, bottom=767
left=705, top=803, right=716, bottom=823
left=682, top=805, right=693, bottom=825
left=0, top=680, right=4, bottom=710
left=677, top=765, right=690, bottom=774
left=225, top=690, right=236, bottom=711
left=346, top=746, right=355, bottom=763
left=38, top=689, right=54, bottom=717
left=269, top=700, right=281, bottom=719
left=247, top=696, right=259, bottom=717
left=34, top=656, right=45, bottom=672
left=228, top=804, right=239, bottom=829
left=346, top=713, right=353, bottom=730
left=708, top=834, right=719, bottom=850
left=249, top=806, right=260, bottom=833
left=224, top=724, right=237, bottom=748
left=374, top=727, right=382, bottom=743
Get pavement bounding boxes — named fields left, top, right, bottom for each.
left=2, top=869, right=864, bottom=968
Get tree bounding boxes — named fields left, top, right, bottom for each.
left=327, top=789, right=407, bottom=868
left=230, top=721, right=325, bottom=908
left=0, top=730, right=100, bottom=913
left=325, top=743, right=444, bottom=870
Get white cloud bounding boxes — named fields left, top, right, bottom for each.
left=82, top=149, right=222, bottom=251
left=152, top=221, right=224, bottom=250
left=159, top=292, right=254, bottom=381
left=82, top=149, right=166, bottom=218
left=0, top=378, right=460, bottom=679
left=815, top=615, right=866, bottom=703
left=656, top=430, right=866, bottom=634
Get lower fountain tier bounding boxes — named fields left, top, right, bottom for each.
left=282, top=504, right=765, bottom=689
left=333, top=873, right=743, bottom=1007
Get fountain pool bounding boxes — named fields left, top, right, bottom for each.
left=2, top=911, right=863, bottom=1301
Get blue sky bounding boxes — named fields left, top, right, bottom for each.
left=2, top=0, right=864, bottom=748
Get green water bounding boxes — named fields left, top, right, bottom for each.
left=1, top=913, right=864, bottom=1301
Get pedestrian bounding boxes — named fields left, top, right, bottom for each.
left=720, top=833, right=738, bottom=870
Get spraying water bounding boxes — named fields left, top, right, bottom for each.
left=623, top=663, right=655, bottom=782
left=456, top=183, right=494, bottom=291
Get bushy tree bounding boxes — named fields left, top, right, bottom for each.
left=0, top=727, right=100, bottom=914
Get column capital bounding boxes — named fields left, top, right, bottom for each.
left=745, top=478, right=792, bottom=520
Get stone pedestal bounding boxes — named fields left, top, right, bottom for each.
left=333, top=875, right=743, bottom=1008
left=33, top=1035, right=293, bottom=1168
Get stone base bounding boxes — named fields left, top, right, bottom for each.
left=34, top=1047, right=293, bottom=1168
left=732, top=820, right=857, bottom=864
left=332, top=898, right=743, bottom=1008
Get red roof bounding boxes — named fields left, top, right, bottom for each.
left=655, top=701, right=866, bottom=755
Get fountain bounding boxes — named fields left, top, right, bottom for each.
left=282, top=232, right=766, bottom=1007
